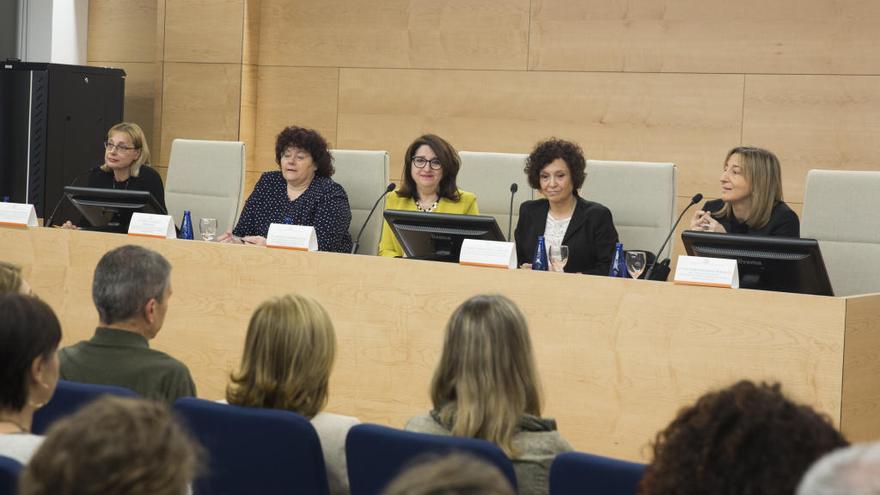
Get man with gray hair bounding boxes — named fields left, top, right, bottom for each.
left=797, top=443, right=880, bottom=495
left=59, top=245, right=195, bottom=402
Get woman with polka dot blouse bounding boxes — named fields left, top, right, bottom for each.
left=378, top=134, right=479, bottom=257
left=218, top=126, right=353, bottom=252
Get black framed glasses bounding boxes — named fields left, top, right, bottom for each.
left=104, top=141, right=137, bottom=152
left=411, top=156, right=442, bottom=170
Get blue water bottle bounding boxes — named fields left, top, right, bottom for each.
left=532, top=235, right=549, bottom=271
left=180, top=210, right=194, bottom=240
left=609, top=242, right=625, bottom=277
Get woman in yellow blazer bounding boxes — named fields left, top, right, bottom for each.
left=378, top=134, right=479, bottom=257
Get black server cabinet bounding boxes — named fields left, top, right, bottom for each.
left=0, top=62, right=125, bottom=221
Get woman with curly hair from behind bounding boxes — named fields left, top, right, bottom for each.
left=638, top=380, right=848, bottom=495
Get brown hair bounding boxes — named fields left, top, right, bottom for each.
left=99, top=122, right=151, bottom=178
left=396, top=134, right=462, bottom=202
left=381, top=453, right=515, bottom=495
left=524, top=138, right=587, bottom=192
left=274, top=126, right=335, bottom=177
left=227, top=293, right=336, bottom=419
left=713, top=146, right=784, bottom=229
left=20, top=396, right=201, bottom=495
left=0, top=260, right=23, bottom=294
left=430, top=294, right=542, bottom=457
left=638, top=380, right=848, bottom=495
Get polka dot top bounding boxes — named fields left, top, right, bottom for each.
left=232, top=172, right=353, bottom=253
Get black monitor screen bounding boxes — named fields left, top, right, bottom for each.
left=681, top=231, right=834, bottom=296
left=384, top=210, right=506, bottom=262
left=64, top=186, right=166, bottom=233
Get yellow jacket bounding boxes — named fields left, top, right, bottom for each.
left=378, top=190, right=479, bottom=257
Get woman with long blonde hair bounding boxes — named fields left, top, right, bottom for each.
left=227, top=293, right=358, bottom=495
left=690, top=146, right=799, bottom=237
left=405, top=294, right=572, bottom=495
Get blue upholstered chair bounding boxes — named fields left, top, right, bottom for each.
left=31, top=380, right=137, bottom=434
left=345, top=423, right=517, bottom=495
left=0, top=456, right=22, bottom=495
left=173, top=397, right=329, bottom=495
left=549, top=451, right=645, bottom=495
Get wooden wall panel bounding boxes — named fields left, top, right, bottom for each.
left=242, top=0, right=261, bottom=65
left=159, top=63, right=243, bottom=166
left=338, top=69, right=743, bottom=193
left=87, top=0, right=157, bottom=62
left=163, top=0, right=244, bottom=63
left=742, top=75, right=880, bottom=203
left=529, top=0, right=880, bottom=74
left=251, top=66, right=339, bottom=172
left=258, top=0, right=529, bottom=70
left=239, top=64, right=258, bottom=174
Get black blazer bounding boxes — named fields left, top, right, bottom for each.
left=702, top=199, right=800, bottom=237
left=514, top=197, right=619, bottom=275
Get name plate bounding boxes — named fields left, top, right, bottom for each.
left=674, top=255, right=739, bottom=289
left=128, top=213, right=176, bottom=239
left=459, top=239, right=516, bottom=269
left=0, top=202, right=38, bottom=228
left=266, top=223, right=318, bottom=251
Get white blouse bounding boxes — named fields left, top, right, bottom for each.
left=543, top=213, right=572, bottom=251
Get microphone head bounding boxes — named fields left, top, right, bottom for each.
left=691, top=193, right=703, bottom=204
left=385, top=183, right=396, bottom=192
left=510, top=183, right=518, bottom=193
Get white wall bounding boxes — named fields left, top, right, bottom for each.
left=19, top=0, right=88, bottom=64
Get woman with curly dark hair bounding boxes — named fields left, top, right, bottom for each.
left=514, top=138, right=618, bottom=274
left=219, top=126, right=353, bottom=252
left=639, top=380, right=848, bottom=495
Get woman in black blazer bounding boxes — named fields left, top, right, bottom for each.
left=514, top=139, right=619, bottom=275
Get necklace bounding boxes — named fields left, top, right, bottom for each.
left=112, top=179, right=130, bottom=190
left=0, top=418, right=28, bottom=433
left=416, top=198, right=438, bottom=213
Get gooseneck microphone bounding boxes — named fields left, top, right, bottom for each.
left=644, top=193, right=703, bottom=280
left=507, top=183, right=518, bottom=241
left=351, top=182, right=396, bottom=254
left=43, top=167, right=97, bottom=227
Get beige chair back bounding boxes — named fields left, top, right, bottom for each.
left=331, top=149, right=389, bottom=255
left=458, top=151, right=533, bottom=241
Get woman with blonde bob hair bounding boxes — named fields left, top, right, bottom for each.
left=406, top=294, right=572, bottom=495
left=690, top=146, right=799, bottom=237
left=60, top=122, right=166, bottom=228
left=226, top=293, right=358, bottom=495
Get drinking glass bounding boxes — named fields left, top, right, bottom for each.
left=549, top=244, right=569, bottom=272
left=626, top=251, right=647, bottom=279
left=199, top=217, right=218, bottom=241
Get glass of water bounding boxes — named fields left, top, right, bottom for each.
left=549, top=244, right=569, bottom=272
left=625, top=251, right=647, bottom=279
left=200, top=217, right=218, bottom=241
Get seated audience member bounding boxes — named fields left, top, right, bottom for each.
left=226, top=293, right=359, bottom=495
left=638, top=380, right=848, bottom=495
left=382, top=453, right=515, bottom=495
left=378, top=134, right=479, bottom=257
left=689, top=146, right=799, bottom=237
left=0, top=294, right=61, bottom=464
left=514, top=138, right=619, bottom=274
left=59, top=245, right=196, bottom=403
left=405, top=294, right=572, bottom=495
left=60, top=122, right=166, bottom=229
left=797, top=443, right=880, bottom=495
left=218, top=126, right=353, bottom=252
left=19, top=396, right=200, bottom=495
left=0, top=260, right=32, bottom=295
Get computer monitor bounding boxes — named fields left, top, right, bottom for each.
left=681, top=231, right=834, bottom=296
left=383, top=210, right=506, bottom=262
left=64, top=186, right=166, bottom=233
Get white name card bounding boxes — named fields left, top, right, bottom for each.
left=266, top=223, right=318, bottom=251
left=459, top=239, right=516, bottom=269
left=674, top=255, right=739, bottom=289
left=0, top=202, right=38, bottom=228
left=128, top=212, right=176, bottom=239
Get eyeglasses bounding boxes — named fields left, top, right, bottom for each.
left=412, top=156, right=442, bottom=170
left=104, top=141, right=137, bottom=152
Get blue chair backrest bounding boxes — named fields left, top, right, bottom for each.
left=173, top=397, right=329, bottom=495
left=0, top=456, right=22, bottom=495
left=345, top=423, right=517, bottom=495
left=32, top=380, right=137, bottom=434
left=549, top=451, right=646, bottom=495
